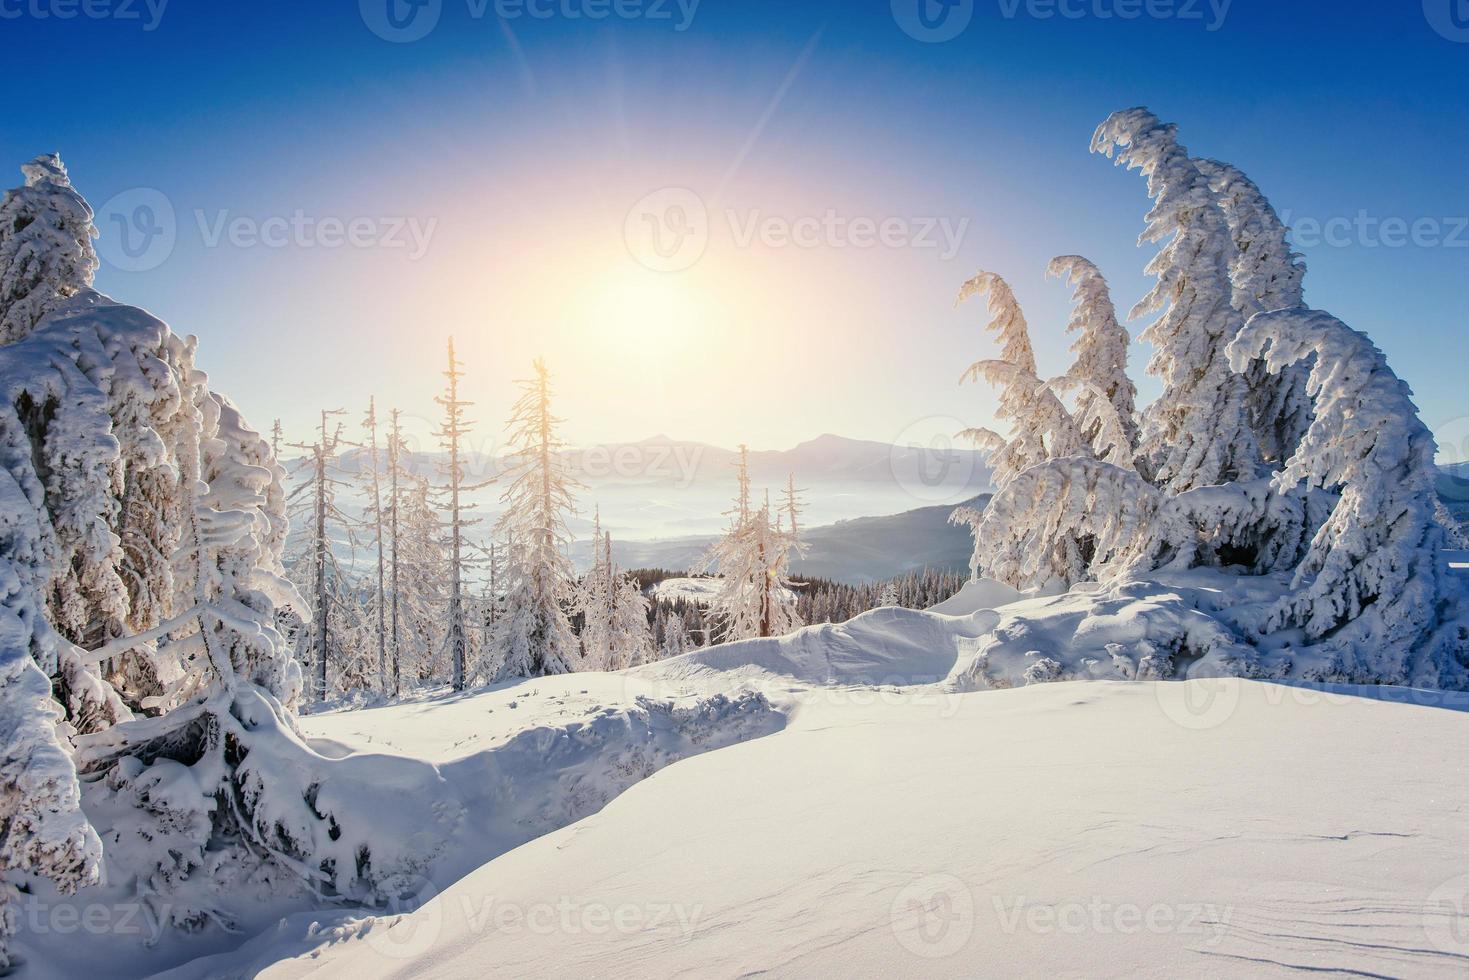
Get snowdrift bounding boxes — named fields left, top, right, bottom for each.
left=646, top=604, right=996, bottom=688
left=170, top=679, right=1469, bottom=978
left=20, top=684, right=784, bottom=978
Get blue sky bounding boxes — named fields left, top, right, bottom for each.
left=2, top=0, right=1466, bottom=459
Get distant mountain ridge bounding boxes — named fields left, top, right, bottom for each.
left=577, top=494, right=990, bottom=585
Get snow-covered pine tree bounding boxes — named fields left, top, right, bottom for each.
left=385, top=409, right=405, bottom=694
left=0, top=437, right=103, bottom=968
left=359, top=398, right=388, bottom=691
left=955, top=271, right=1085, bottom=489
left=1046, top=255, right=1139, bottom=464
left=1229, top=308, right=1469, bottom=686
left=970, top=456, right=1163, bottom=591
left=1195, top=157, right=1313, bottom=466
left=284, top=410, right=359, bottom=701
left=658, top=610, right=689, bottom=659
left=395, top=472, right=449, bottom=685
left=437, top=339, right=470, bottom=690
left=575, top=507, right=612, bottom=669
left=493, top=358, right=580, bottom=679
left=604, top=532, right=654, bottom=670
left=0, top=155, right=97, bottom=345
left=1092, top=108, right=1260, bottom=492
left=699, top=476, right=803, bottom=642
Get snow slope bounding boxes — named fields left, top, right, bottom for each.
left=117, top=596, right=1469, bottom=979
left=174, top=678, right=1469, bottom=978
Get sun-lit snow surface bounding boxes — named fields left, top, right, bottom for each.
left=170, top=683, right=1469, bottom=978
left=78, top=590, right=1468, bottom=979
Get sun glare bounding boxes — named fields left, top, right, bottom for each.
left=597, top=268, right=703, bottom=348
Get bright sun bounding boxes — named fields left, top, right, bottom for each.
left=595, top=268, right=706, bottom=349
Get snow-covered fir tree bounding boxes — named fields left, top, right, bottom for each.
left=359, top=398, right=388, bottom=691
left=494, top=358, right=580, bottom=679
left=1092, top=108, right=1260, bottom=492
left=575, top=508, right=612, bottom=669
left=945, top=109, right=1467, bottom=688
left=394, top=471, right=450, bottom=686
left=603, top=532, right=654, bottom=670
left=698, top=451, right=803, bottom=642
left=956, top=270, right=1085, bottom=489
left=284, top=410, right=360, bottom=701
left=1230, top=308, right=1468, bottom=686
left=0, top=155, right=97, bottom=345
left=1196, top=157, right=1313, bottom=466
left=658, top=610, right=690, bottom=659
left=436, top=338, right=480, bottom=691
left=1046, top=255, right=1139, bottom=466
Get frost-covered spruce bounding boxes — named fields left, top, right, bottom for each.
left=0, top=464, right=103, bottom=969
left=605, top=540, right=654, bottom=670
left=698, top=453, right=803, bottom=642
left=1229, top=309, right=1469, bottom=686
left=493, top=358, right=580, bottom=679
left=1092, top=109, right=1260, bottom=492
left=1195, top=158, right=1313, bottom=466
left=1046, top=255, right=1139, bottom=464
left=392, top=471, right=451, bottom=685
left=0, top=155, right=98, bottom=345
left=956, top=270, right=1084, bottom=489
left=575, top=509, right=612, bottom=669
left=972, top=456, right=1163, bottom=591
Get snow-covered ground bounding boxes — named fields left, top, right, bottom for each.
left=37, top=598, right=1466, bottom=978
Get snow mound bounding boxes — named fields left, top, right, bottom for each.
left=19, top=686, right=784, bottom=979
left=926, top=577, right=1023, bottom=615
left=953, top=572, right=1287, bottom=690
left=646, top=605, right=996, bottom=688
left=206, top=679, right=1469, bottom=978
